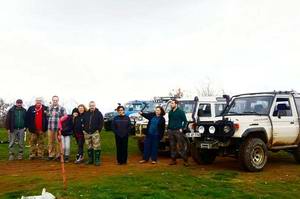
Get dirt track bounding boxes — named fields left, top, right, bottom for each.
left=1, top=153, right=300, bottom=194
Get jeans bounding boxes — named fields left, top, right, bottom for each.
left=168, top=129, right=188, bottom=161
left=75, top=132, right=85, bottom=156
left=8, top=129, right=25, bottom=157
left=115, top=135, right=128, bottom=164
left=61, top=135, right=71, bottom=156
left=143, top=134, right=160, bottom=161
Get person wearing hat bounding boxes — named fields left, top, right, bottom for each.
left=26, top=97, right=49, bottom=160
left=5, top=99, right=27, bottom=160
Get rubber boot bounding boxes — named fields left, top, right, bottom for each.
left=86, top=149, right=94, bottom=165
left=94, top=150, right=101, bottom=166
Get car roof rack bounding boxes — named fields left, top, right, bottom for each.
left=232, top=91, right=299, bottom=98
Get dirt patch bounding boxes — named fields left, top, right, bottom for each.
left=1, top=154, right=300, bottom=194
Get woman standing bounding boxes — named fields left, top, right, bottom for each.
left=139, top=106, right=166, bottom=164
left=112, top=106, right=132, bottom=165
left=73, top=105, right=87, bottom=164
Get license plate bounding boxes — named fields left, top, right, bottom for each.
left=200, top=143, right=212, bottom=149
left=186, top=133, right=201, bottom=137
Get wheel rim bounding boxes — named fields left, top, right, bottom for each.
left=251, top=145, right=265, bottom=166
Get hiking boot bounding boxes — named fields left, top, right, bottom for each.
left=169, top=159, right=177, bottom=165
left=47, top=157, right=55, bottom=161
left=86, top=149, right=94, bottom=165
left=94, top=150, right=101, bottom=166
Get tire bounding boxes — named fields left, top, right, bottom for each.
left=191, top=142, right=201, bottom=164
left=293, top=145, right=300, bottom=163
left=239, top=138, right=268, bottom=172
left=137, top=140, right=144, bottom=154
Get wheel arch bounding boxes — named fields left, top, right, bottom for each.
left=241, top=128, right=268, bottom=143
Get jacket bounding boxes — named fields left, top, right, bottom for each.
left=83, top=108, right=104, bottom=134
left=26, top=105, right=48, bottom=133
left=112, top=115, right=132, bottom=138
left=5, top=106, right=27, bottom=132
left=141, top=112, right=166, bottom=139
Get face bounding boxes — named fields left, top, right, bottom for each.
left=155, top=108, right=161, bottom=116
left=170, top=101, right=177, bottom=109
left=89, top=102, right=96, bottom=111
left=73, top=112, right=79, bottom=117
left=16, top=102, right=22, bottom=108
left=78, top=106, right=85, bottom=114
left=52, top=96, right=59, bottom=106
left=118, top=108, right=125, bottom=116
left=35, top=100, right=42, bottom=107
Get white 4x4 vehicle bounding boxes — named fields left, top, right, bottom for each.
left=191, top=91, right=300, bottom=172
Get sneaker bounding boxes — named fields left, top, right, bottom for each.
left=64, top=156, right=69, bottom=163
left=29, top=155, right=36, bottom=160
left=151, top=161, right=157, bottom=164
left=47, top=157, right=54, bottom=161
left=8, top=155, right=14, bottom=161
left=139, top=160, right=148, bottom=164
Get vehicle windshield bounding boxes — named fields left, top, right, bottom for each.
left=143, top=102, right=159, bottom=112
left=125, top=103, right=144, bottom=112
left=225, top=96, right=273, bottom=115
left=215, top=104, right=226, bottom=116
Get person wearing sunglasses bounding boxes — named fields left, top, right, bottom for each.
left=112, top=105, right=132, bottom=165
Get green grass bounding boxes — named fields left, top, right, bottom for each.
left=1, top=128, right=300, bottom=199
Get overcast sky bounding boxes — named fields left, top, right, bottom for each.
left=0, top=0, right=299, bottom=113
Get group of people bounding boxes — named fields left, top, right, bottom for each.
left=6, top=96, right=190, bottom=167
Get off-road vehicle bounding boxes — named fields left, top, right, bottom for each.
left=189, top=91, right=300, bottom=172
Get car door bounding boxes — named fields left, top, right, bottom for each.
left=271, top=95, right=299, bottom=146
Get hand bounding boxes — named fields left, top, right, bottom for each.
left=139, top=112, right=143, bottom=115
left=7, top=130, right=10, bottom=134
left=179, top=129, right=183, bottom=133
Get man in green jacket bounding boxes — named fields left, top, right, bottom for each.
left=167, top=99, right=189, bottom=166
left=5, top=99, right=27, bottom=160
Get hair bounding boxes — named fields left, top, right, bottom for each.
left=116, top=105, right=125, bottom=111
left=156, top=106, right=166, bottom=116
left=78, top=104, right=87, bottom=112
left=52, top=95, right=59, bottom=100
left=89, top=101, right=96, bottom=105
left=171, top=99, right=179, bottom=105
left=72, top=108, right=79, bottom=115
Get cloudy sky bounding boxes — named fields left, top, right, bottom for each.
left=0, top=0, right=299, bottom=113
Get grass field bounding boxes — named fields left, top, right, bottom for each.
left=1, top=128, right=300, bottom=199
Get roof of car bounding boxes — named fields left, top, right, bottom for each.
left=233, top=91, right=299, bottom=98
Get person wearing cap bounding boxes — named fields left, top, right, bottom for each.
left=5, top=99, right=27, bottom=160
left=47, top=95, right=66, bottom=161
left=26, top=98, right=49, bottom=160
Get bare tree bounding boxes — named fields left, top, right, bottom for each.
left=169, top=88, right=184, bottom=98
left=0, top=98, right=10, bottom=128
left=196, top=82, right=216, bottom=97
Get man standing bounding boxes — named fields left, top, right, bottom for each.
left=5, top=99, right=27, bottom=160
left=47, top=96, right=66, bottom=161
left=26, top=98, right=48, bottom=160
left=83, top=101, right=104, bottom=166
left=167, top=99, right=189, bottom=166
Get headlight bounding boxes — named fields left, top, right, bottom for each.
left=224, top=125, right=231, bottom=133
left=209, top=126, right=216, bottom=134
left=199, top=126, right=205, bottom=134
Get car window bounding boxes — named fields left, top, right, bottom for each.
left=178, top=101, right=195, bottom=113
left=215, top=104, right=226, bottom=116
left=198, top=104, right=212, bottom=117
left=272, top=98, right=292, bottom=117
left=295, top=97, right=300, bottom=116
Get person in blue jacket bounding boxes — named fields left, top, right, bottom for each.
left=112, top=106, right=132, bottom=165
left=139, top=106, right=166, bottom=164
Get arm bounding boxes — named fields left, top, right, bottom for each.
left=98, top=112, right=104, bottom=131
left=181, top=111, right=188, bottom=130
left=5, top=109, right=11, bottom=131
left=159, top=117, right=166, bottom=140
left=111, top=117, right=117, bottom=133
left=140, top=112, right=155, bottom=120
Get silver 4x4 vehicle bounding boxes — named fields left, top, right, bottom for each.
left=190, top=91, right=300, bottom=172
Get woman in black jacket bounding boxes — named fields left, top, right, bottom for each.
left=73, top=105, right=87, bottom=164
left=139, top=106, right=166, bottom=164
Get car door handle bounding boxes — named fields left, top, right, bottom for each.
left=290, top=122, right=295, bottom=124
